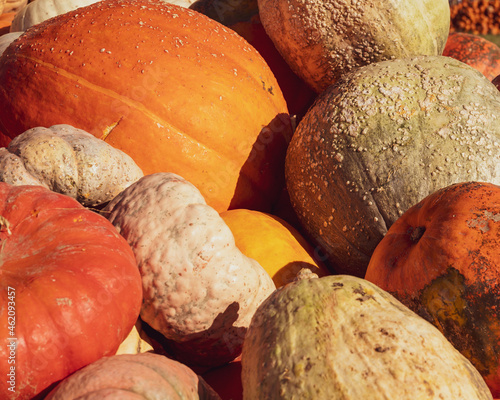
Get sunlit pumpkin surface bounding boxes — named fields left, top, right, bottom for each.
left=0, top=0, right=292, bottom=213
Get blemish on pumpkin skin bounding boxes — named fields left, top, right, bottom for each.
left=56, top=298, right=72, bottom=306
left=466, top=211, right=500, bottom=233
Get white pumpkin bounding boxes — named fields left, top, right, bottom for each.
left=0, top=30, right=21, bottom=55
left=102, top=172, right=276, bottom=369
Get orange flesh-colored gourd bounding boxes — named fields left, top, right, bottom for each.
left=220, top=209, right=331, bottom=287
left=0, top=0, right=292, bottom=213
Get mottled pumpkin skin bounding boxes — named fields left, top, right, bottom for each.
left=0, top=183, right=143, bottom=400
left=0, top=0, right=293, bottom=213
left=258, top=0, right=450, bottom=93
left=242, top=273, right=492, bottom=400
left=365, top=181, right=500, bottom=397
left=220, top=208, right=330, bottom=287
left=45, top=352, right=221, bottom=399
left=285, top=55, right=500, bottom=278
left=443, top=32, right=500, bottom=81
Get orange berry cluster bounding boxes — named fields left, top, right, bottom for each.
left=450, top=0, right=500, bottom=35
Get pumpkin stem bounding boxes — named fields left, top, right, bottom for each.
left=409, top=226, right=425, bottom=243
left=0, top=215, right=12, bottom=235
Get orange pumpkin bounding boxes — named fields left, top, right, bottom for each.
left=443, top=32, right=500, bottom=81
left=0, top=0, right=293, bottom=213
left=220, top=209, right=331, bottom=287
left=229, top=14, right=316, bottom=123
left=0, top=12, right=15, bottom=35
left=365, top=181, right=500, bottom=397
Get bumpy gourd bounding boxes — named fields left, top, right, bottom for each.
left=285, top=55, right=500, bottom=278
left=258, top=0, right=450, bottom=92
left=102, top=172, right=276, bottom=369
left=0, top=124, right=143, bottom=207
left=45, top=352, right=221, bottom=399
left=242, top=273, right=493, bottom=400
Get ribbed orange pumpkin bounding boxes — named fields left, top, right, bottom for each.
left=220, top=209, right=331, bottom=287
left=0, top=0, right=293, bottom=213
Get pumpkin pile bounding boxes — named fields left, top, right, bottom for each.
left=449, top=0, right=500, bottom=35
left=1, top=0, right=500, bottom=398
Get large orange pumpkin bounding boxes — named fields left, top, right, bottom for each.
left=365, top=181, right=500, bottom=397
left=0, top=0, right=293, bottom=213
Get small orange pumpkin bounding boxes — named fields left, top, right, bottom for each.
left=220, top=208, right=331, bottom=287
left=0, top=12, right=15, bottom=35
left=365, top=181, right=500, bottom=397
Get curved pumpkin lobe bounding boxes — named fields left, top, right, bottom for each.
left=0, top=0, right=292, bottom=213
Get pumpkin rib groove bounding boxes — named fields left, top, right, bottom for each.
left=124, top=358, right=193, bottom=397
left=12, top=53, right=252, bottom=174
left=14, top=54, right=240, bottom=166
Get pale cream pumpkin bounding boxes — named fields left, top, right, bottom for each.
left=0, top=31, right=20, bottom=54
left=0, top=124, right=143, bottom=206
left=102, top=172, right=276, bottom=369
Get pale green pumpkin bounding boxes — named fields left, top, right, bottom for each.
left=242, top=272, right=493, bottom=400
left=285, top=55, right=500, bottom=277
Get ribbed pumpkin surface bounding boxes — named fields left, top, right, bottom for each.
left=0, top=0, right=292, bottom=213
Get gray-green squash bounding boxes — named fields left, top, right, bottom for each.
left=241, top=272, right=493, bottom=400
left=285, top=55, right=500, bottom=277
left=258, top=0, right=450, bottom=93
